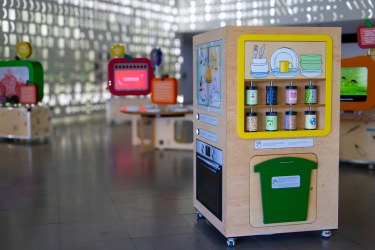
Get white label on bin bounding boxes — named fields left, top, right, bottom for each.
left=271, top=176, right=300, bottom=189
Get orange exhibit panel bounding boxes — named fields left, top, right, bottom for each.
left=151, top=77, right=177, bottom=104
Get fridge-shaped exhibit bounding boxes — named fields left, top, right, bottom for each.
left=193, top=26, right=341, bottom=245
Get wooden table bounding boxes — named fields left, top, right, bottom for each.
left=121, top=107, right=193, bottom=153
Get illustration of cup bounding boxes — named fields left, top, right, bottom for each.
left=279, top=60, right=292, bottom=73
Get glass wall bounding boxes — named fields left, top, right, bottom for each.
left=0, top=0, right=181, bottom=116
left=178, top=0, right=374, bottom=32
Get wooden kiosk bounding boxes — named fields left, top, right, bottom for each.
left=193, top=26, right=341, bottom=246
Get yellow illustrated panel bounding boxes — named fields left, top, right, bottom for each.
left=238, top=34, right=333, bottom=139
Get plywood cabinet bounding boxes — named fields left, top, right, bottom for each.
left=193, top=26, right=341, bottom=244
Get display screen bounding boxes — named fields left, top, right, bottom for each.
left=340, top=67, right=368, bottom=102
left=114, top=69, right=148, bottom=91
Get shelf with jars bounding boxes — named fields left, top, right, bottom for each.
left=238, top=34, right=333, bottom=139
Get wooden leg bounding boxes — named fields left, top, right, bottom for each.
left=139, top=116, right=155, bottom=153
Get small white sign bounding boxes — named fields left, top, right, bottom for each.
left=198, top=113, right=218, bottom=126
left=272, top=176, right=300, bottom=189
left=198, top=129, right=218, bottom=143
left=254, top=138, right=314, bottom=150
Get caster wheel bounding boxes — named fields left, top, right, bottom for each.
left=196, top=212, right=204, bottom=220
left=226, top=237, right=236, bottom=247
left=321, top=230, right=332, bottom=238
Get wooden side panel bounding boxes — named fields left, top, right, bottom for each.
left=193, top=27, right=227, bottom=234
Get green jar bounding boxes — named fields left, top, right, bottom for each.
left=304, top=85, right=317, bottom=104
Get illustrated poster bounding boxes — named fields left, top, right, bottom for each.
left=196, top=40, right=222, bottom=111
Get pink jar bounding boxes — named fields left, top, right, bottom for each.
left=285, top=86, right=297, bottom=105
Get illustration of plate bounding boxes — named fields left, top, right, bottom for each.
left=270, top=48, right=299, bottom=70
left=300, top=69, right=322, bottom=78
left=270, top=68, right=298, bottom=78
left=251, top=72, right=269, bottom=78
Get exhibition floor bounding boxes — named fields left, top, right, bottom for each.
left=0, top=116, right=374, bottom=249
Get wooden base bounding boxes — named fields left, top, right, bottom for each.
left=0, top=106, right=51, bottom=140
left=130, top=113, right=193, bottom=152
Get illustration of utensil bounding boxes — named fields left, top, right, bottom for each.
left=253, top=44, right=258, bottom=59
left=259, top=43, right=265, bottom=59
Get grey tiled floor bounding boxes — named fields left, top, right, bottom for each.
left=0, top=117, right=374, bottom=249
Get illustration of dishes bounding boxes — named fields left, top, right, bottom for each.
left=270, top=47, right=299, bottom=78
left=300, top=54, right=323, bottom=77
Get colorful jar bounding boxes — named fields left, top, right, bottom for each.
left=246, top=112, right=258, bottom=132
left=266, top=86, right=278, bottom=105
left=285, top=111, right=297, bottom=130
left=265, top=111, right=278, bottom=131
left=304, top=85, right=317, bottom=104
left=304, top=110, right=317, bottom=130
left=285, top=86, right=298, bottom=104
left=246, top=86, right=258, bottom=106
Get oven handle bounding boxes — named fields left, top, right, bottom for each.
left=197, top=155, right=221, bottom=172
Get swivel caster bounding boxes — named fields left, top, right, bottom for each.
left=321, top=230, right=332, bottom=238
left=226, top=237, right=236, bottom=247
left=196, top=211, right=204, bottom=220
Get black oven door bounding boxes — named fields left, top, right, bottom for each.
left=196, top=154, right=222, bottom=221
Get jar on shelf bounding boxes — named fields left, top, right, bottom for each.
left=285, top=111, right=297, bottom=130
left=246, top=86, right=258, bottom=106
left=265, top=111, right=278, bottom=131
left=304, top=110, right=317, bottom=130
left=266, top=86, right=278, bottom=105
left=285, top=86, right=297, bottom=104
left=304, top=85, right=317, bottom=104
left=246, top=112, right=257, bottom=132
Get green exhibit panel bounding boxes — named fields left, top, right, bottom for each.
left=254, top=157, right=317, bottom=224
left=0, top=60, right=44, bottom=101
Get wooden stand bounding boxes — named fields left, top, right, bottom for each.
left=0, top=106, right=51, bottom=140
left=122, top=108, right=193, bottom=153
left=193, top=26, right=341, bottom=246
left=340, top=111, right=375, bottom=166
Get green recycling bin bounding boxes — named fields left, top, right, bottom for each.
left=254, top=157, right=317, bottom=224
